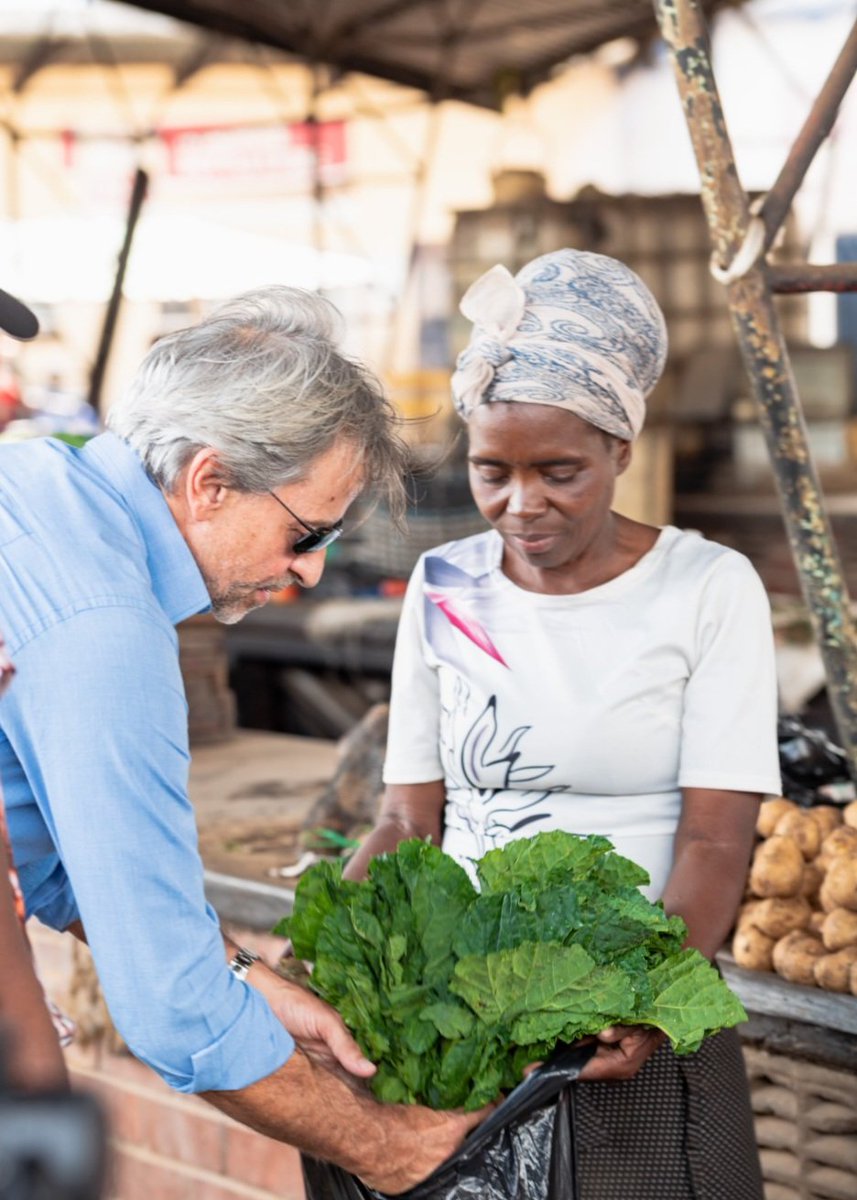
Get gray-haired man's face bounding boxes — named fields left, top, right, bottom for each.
left=167, top=439, right=364, bottom=624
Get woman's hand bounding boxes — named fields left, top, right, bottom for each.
left=576, top=1025, right=667, bottom=1082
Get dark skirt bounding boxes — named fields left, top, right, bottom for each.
left=573, top=1029, right=763, bottom=1200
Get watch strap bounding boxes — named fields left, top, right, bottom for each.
left=228, top=946, right=261, bottom=981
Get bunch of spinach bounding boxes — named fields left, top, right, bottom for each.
left=276, top=831, right=746, bottom=1111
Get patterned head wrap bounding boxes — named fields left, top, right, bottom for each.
left=450, top=248, right=668, bottom=441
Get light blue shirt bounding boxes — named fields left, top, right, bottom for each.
left=0, top=432, right=295, bottom=1092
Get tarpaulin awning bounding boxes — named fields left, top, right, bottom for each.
left=121, top=0, right=734, bottom=108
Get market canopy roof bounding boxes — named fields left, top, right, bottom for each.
left=122, top=0, right=736, bottom=109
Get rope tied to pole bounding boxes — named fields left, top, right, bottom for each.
left=709, top=197, right=767, bottom=285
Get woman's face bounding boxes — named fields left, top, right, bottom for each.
left=467, top=402, right=631, bottom=579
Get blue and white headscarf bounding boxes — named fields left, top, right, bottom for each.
left=451, top=248, right=668, bottom=441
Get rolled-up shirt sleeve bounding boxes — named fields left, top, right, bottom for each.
left=5, top=602, right=294, bottom=1093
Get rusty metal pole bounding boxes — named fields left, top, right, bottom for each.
left=654, top=0, right=857, bottom=778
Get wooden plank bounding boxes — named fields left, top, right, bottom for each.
left=717, top=953, right=857, bottom=1036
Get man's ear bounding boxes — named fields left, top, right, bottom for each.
left=184, top=447, right=231, bottom=520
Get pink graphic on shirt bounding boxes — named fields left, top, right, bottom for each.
left=425, top=589, right=509, bottom=668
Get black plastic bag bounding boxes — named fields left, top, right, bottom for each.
left=777, top=714, right=850, bottom=804
left=301, top=1042, right=595, bottom=1200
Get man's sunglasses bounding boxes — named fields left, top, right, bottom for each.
left=268, top=491, right=343, bottom=555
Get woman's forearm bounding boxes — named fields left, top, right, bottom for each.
left=343, top=781, right=445, bottom=882
left=661, top=788, right=760, bottom=960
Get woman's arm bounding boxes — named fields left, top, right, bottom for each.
left=343, top=781, right=445, bottom=882
left=579, top=786, right=759, bottom=1082
left=661, top=786, right=760, bottom=958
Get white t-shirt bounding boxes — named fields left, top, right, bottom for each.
left=383, top=525, right=781, bottom=899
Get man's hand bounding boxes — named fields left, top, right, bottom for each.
left=203, top=1043, right=496, bottom=1193
left=358, top=1101, right=494, bottom=1195
left=247, top=960, right=376, bottom=1079
left=577, top=1025, right=667, bottom=1082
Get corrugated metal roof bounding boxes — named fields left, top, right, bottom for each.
left=123, top=0, right=736, bottom=108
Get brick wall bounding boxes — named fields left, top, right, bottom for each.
left=29, top=922, right=306, bottom=1200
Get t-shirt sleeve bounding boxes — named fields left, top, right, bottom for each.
left=382, top=556, right=444, bottom=784
left=678, top=552, right=782, bottom=795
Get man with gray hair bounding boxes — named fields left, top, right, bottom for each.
left=0, top=287, right=487, bottom=1191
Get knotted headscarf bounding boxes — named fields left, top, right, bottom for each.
left=451, top=248, right=668, bottom=441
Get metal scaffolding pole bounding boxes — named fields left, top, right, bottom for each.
left=654, top=0, right=857, bottom=779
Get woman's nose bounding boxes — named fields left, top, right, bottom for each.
left=505, top=477, right=546, bottom=517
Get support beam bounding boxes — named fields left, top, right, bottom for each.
left=655, top=0, right=857, bottom=779
left=759, top=17, right=857, bottom=254
left=88, top=167, right=148, bottom=417
left=769, top=263, right=857, bottom=294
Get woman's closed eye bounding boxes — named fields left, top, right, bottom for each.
left=475, top=469, right=509, bottom=485
left=543, top=470, right=579, bottom=484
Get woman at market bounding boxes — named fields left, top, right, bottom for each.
left=344, top=248, right=781, bottom=1198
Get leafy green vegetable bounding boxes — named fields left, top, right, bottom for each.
left=276, top=831, right=746, bottom=1110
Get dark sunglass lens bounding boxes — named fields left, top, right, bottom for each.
left=292, top=525, right=342, bottom=555
left=293, top=531, right=324, bottom=555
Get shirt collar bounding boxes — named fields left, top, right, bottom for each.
left=82, top=432, right=211, bottom=625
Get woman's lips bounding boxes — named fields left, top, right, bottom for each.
left=506, top=531, right=559, bottom=554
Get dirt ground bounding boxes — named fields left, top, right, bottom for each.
left=190, top=729, right=340, bottom=885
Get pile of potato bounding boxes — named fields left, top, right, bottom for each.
left=732, top=798, right=857, bottom=994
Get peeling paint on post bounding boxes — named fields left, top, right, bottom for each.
left=655, top=0, right=857, bottom=779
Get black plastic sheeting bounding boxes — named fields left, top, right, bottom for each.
left=777, top=714, right=851, bottom=805
left=301, top=1042, right=594, bottom=1200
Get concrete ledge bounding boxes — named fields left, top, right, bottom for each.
left=204, top=871, right=295, bottom=931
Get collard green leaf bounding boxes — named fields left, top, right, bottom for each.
left=276, top=858, right=348, bottom=960
left=420, top=1001, right=476, bottom=1040
left=476, top=831, right=614, bottom=894
left=637, top=948, right=748, bottom=1054
left=451, top=940, right=603, bottom=1024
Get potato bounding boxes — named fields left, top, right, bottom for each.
left=750, top=897, right=812, bottom=939
left=819, top=877, right=840, bottom=914
left=816, top=825, right=857, bottom=870
left=772, top=931, right=826, bottom=985
left=800, top=861, right=825, bottom=902
left=757, top=797, right=798, bottom=838
left=749, top=835, right=805, bottom=898
left=844, top=800, right=857, bottom=830
left=732, top=925, right=775, bottom=971
left=813, top=946, right=857, bottom=992
left=820, top=907, right=857, bottom=952
left=808, top=804, right=843, bottom=838
left=736, top=900, right=762, bottom=930
left=809, top=910, right=827, bottom=935
left=774, top=810, right=821, bottom=860
left=824, top=857, right=857, bottom=911
left=851, top=960, right=857, bottom=997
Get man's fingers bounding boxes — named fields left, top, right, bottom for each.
left=318, top=1012, right=376, bottom=1078
left=457, top=1099, right=497, bottom=1132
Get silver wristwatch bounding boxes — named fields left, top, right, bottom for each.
left=228, top=946, right=261, bottom=981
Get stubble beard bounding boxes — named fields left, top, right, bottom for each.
left=206, top=574, right=297, bottom=625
